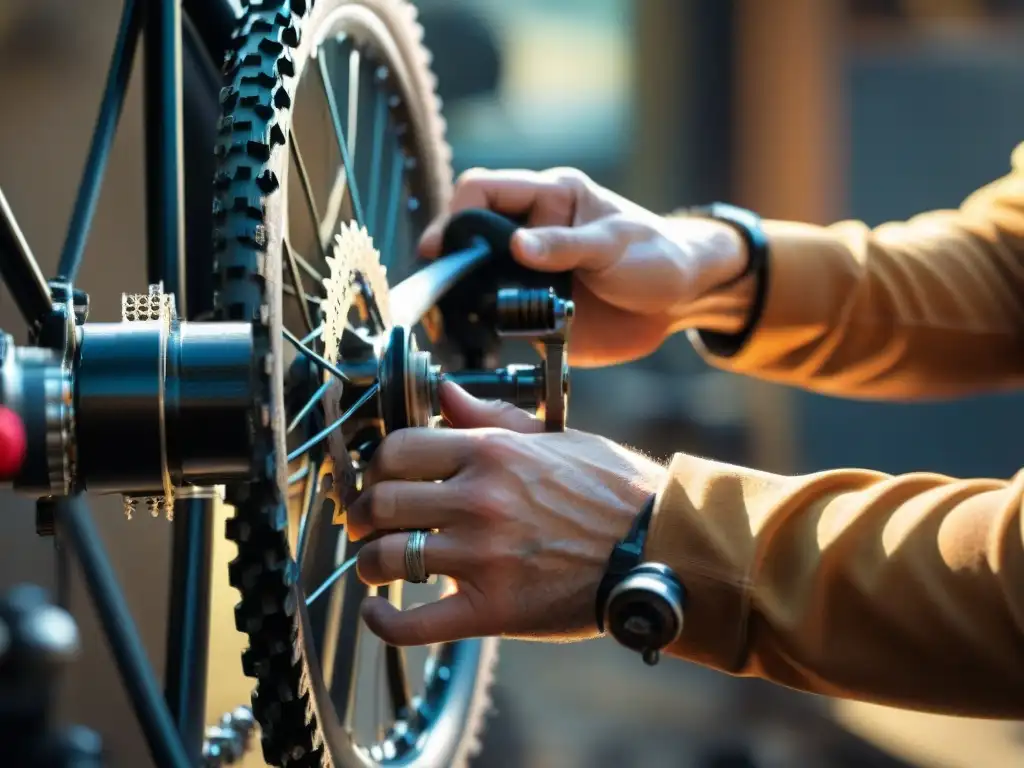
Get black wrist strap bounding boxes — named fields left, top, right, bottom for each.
left=595, top=495, right=656, bottom=633
left=685, top=202, right=768, bottom=287
left=684, top=202, right=771, bottom=357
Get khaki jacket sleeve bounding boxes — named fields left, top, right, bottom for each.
left=646, top=455, right=1024, bottom=718
left=646, top=147, right=1024, bottom=717
left=689, top=143, right=1024, bottom=399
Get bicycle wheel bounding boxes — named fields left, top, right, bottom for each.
left=214, top=2, right=498, bottom=766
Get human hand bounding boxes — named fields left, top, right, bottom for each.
left=420, top=167, right=750, bottom=367
left=347, top=381, right=666, bottom=646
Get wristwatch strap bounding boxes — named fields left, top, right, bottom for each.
left=684, top=202, right=771, bottom=357
left=595, top=494, right=656, bottom=633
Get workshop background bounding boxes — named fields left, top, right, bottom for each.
left=1, top=1, right=1024, bottom=766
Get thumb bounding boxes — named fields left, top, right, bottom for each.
left=512, top=220, right=618, bottom=274
left=440, top=380, right=544, bottom=434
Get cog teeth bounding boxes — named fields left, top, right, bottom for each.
left=321, top=221, right=393, bottom=366
left=319, top=221, right=393, bottom=505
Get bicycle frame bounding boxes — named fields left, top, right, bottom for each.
left=0, top=1, right=239, bottom=765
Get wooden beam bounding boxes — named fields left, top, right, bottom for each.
left=732, top=0, right=847, bottom=473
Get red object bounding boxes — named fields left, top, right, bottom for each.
left=0, top=406, right=27, bottom=479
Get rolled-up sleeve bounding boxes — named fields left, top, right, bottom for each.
left=690, top=143, right=1024, bottom=400
left=645, top=453, right=1024, bottom=718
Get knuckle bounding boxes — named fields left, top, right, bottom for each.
left=454, top=166, right=493, bottom=189
left=471, top=482, right=514, bottom=523
left=604, top=213, right=645, bottom=240
left=545, top=166, right=591, bottom=190
left=369, top=430, right=409, bottom=481
left=361, top=484, right=393, bottom=530
left=473, top=428, right=518, bottom=463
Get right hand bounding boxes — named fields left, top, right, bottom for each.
left=420, top=168, right=749, bottom=367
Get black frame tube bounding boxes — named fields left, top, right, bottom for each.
left=57, top=0, right=144, bottom=283
left=56, top=497, right=189, bottom=768
left=0, top=187, right=52, bottom=334
left=1, top=0, right=241, bottom=759
left=144, top=1, right=213, bottom=761
left=145, top=0, right=187, bottom=304
left=163, top=494, right=214, bottom=759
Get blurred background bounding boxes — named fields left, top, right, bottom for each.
left=2, top=0, right=1024, bottom=766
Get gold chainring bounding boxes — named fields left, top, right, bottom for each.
left=319, top=222, right=392, bottom=525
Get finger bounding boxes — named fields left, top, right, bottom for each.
left=365, top=427, right=471, bottom=486
left=440, top=380, right=544, bottom=434
left=361, top=591, right=486, bottom=646
left=513, top=219, right=620, bottom=274
left=356, top=531, right=467, bottom=586
left=419, top=169, right=577, bottom=258
left=347, top=479, right=464, bottom=542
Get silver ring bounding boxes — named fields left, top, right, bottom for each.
left=404, top=530, right=430, bottom=584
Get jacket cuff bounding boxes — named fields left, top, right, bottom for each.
left=645, top=453, right=755, bottom=672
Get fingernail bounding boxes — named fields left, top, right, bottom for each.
left=516, top=231, right=541, bottom=260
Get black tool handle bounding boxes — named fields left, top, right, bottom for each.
left=432, top=209, right=572, bottom=367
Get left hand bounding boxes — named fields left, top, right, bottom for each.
left=347, top=381, right=666, bottom=646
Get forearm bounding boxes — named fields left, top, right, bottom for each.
left=668, top=145, right=1024, bottom=399
left=646, top=454, right=1024, bottom=717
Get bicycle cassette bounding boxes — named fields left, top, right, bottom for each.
left=319, top=223, right=393, bottom=523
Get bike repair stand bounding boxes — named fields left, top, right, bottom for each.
left=0, top=584, right=104, bottom=767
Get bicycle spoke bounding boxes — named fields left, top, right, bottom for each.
left=358, top=278, right=387, bottom=335
left=289, top=464, right=311, bottom=485
left=282, top=327, right=351, bottom=384
left=380, top=582, right=413, bottom=714
left=381, top=139, right=405, bottom=264
left=0, top=187, right=52, bottom=331
left=289, top=134, right=331, bottom=265
left=366, top=76, right=387, bottom=241
left=295, top=458, right=321, bottom=566
left=284, top=240, right=316, bottom=334
left=286, top=383, right=379, bottom=463
left=374, top=642, right=388, bottom=741
left=327, top=570, right=371, bottom=725
left=302, top=325, right=324, bottom=346
left=58, top=0, right=143, bottom=282
left=283, top=283, right=322, bottom=305
left=287, top=379, right=332, bottom=434
left=284, top=239, right=325, bottom=283
left=306, top=554, right=359, bottom=605
left=347, top=47, right=360, bottom=162
left=319, top=50, right=365, bottom=228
